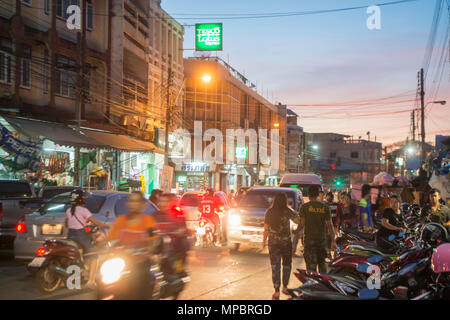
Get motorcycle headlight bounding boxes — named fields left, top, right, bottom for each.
left=229, top=214, right=241, bottom=226
left=100, top=258, right=125, bottom=284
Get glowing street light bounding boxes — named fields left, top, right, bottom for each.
left=312, top=144, right=319, bottom=151
left=202, top=74, right=212, bottom=83
left=273, top=122, right=280, bottom=128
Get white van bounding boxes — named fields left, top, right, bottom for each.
left=279, top=173, right=323, bottom=203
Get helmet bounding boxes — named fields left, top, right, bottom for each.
left=70, top=189, right=88, bottom=204
left=401, top=202, right=410, bottom=214
left=411, top=204, right=421, bottom=216
left=420, top=223, right=449, bottom=247
left=431, top=243, right=450, bottom=273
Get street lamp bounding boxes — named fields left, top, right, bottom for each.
left=273, top=122, right=280, bottom=128
left=202, top=74, right=212, bottom=83
left=312, top=144, right=319, bottom=151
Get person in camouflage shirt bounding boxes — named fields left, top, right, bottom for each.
left=263, top=192, right=300, bottom=300
left=297, top=185, right=336, bottom=273
left=422, top=188, right=450, bottom=228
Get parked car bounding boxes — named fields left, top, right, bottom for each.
left=38, top=186, right=77, bottom=201
left=0, top=180, right=37, bottom=249
left=14, top=191, right=158, bottom=261
left=227, top=187, right=304, bottom=251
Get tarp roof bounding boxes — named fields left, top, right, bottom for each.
left=3, top=116, right=164, bottom=153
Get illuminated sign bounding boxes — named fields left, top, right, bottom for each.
left=235, top=146, right=248, bottom=159
left=177, top=175, right=187, bottom=183
left=195, top=23, right=223, bottom=51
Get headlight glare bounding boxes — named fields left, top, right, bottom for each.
left=100, top=258, right=125, bottom=284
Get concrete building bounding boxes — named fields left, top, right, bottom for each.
left=0, top=0, right=183, bottom=193
left=178, top=56, right=287, bottom=192
left=285, top=108, right=305, bottom=173
left=306, top=133, right=383, bottom=187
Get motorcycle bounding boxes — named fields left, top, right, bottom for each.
left=29, top=225, right=105, bottom=293
left=195, top=216, right=216, bottom=248
left=96, top=228, right=190, bottom=300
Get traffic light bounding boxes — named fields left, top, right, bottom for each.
left=333, top=177, right=343, bottom=187
left=330, top=163, right=335, bottom=170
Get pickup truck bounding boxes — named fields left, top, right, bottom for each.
left=227, top=187, right=303, bottom=251
left=0, top=180, right=38, bottom=249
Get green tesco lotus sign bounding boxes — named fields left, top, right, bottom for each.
left=195, top=23, right=223, bottom=51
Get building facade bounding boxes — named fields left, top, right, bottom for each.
left=0, top=0, right=183, bottom=194
left=177, top=56, right=287, bottom=193
left=306, top=133, right=383, bottom=187
left=285, top=108, right=305, bottom=173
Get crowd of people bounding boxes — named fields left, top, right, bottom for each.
left=262, top=184, right=449, bottom=300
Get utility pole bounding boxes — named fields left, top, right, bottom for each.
left=74, top=31, right=82, bottom=187
left=420, top=68, right=425, bottom=161
left=411, top=110, right=416, bottom=141
left=164, top=54, right=173, bottom=165
left=74, top=2, right=86, bottom=187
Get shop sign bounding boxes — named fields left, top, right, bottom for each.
left=177, top=175, right=187, bottom=183
left=195, top=23, right=223, bottom=51
left=235, top=146, right=248, bottom=159
left=181, top=163, right=210, bottom=172
left=0, top=122, right=41, bottom=171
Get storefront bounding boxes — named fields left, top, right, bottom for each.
left=1, top=116, right=165, bottom=192
left=175, top=162, right=214, bottom=192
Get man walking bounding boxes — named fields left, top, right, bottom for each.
left=297, top=185, right=336, bottom=273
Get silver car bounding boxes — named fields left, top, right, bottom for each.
left=14, top=191, right=158, bottom=261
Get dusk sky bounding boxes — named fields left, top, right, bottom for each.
left=162, top=0, right=449, bottom=145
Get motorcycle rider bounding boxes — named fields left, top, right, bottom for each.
left=149, top=189, right=163, bottom=207
left=154, top=193, right=190, bottom=274
left=198, top=188, right=222, bottom=246
left=375, top=195, right=405, bottom=253
left=297, top=185, right=336, bottom=273
left=422, top=188, right=450, bottom=229
left=65, top=189, right=110, bottom=289
left=107, top=191, right=159, bottom=299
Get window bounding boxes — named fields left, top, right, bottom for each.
left=43, top=50, right=49, bottom=92
left=44, top=0, right=50, bottom=14
left=330, top=152, right=337, bottom=158
left=86, top=1, right=94, bottom=30
left=0, top=51, right=12, bottom=84
left=351, top=151, right=359, bottom=159
left=21, top=0, right=31, bottom=5
left=20, top=46, right=31, bottom=88
left=55, top=56, right=76, bottom=98
left=56, top=0, right=79, bottom=19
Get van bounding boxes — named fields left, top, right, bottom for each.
left=279, top=173, right=323, bottom=202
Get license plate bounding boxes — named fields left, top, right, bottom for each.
left=42, top=224, right=63, bottom=235
left=196, top=227, right=206, bottom=235
left=28, top=257, right=46, bottom=268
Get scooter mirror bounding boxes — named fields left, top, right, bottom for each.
left=367, top=255, right=383, bottom=264
left=358, top=288, right=379, bottom=300
left=356, top=263, right=370, bottom=273
left=399, top=232, right=405, bottom=238
left=388, top=234, right=395, bottom=241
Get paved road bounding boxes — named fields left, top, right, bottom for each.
left=0, top=244, right=306, bottom=300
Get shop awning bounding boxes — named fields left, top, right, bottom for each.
left=3, top=116, right=103, bottom=148
left=3, top=116, right=165, bottom=154
left=81, top=129, right=165, bottom=154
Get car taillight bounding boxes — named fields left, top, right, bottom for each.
left=36, top=247, right=46, bottom=256
left=16, top=217, right=27, bottom=233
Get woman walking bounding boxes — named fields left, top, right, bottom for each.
left=263, top=193, right=300, bottom=300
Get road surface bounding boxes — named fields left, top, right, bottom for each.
left=0, top=244, right=306, bottom=300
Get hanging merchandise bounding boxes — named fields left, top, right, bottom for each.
left=79, top=151, right=97, bottom=170
left=0, top=122, right=42, bottom=172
